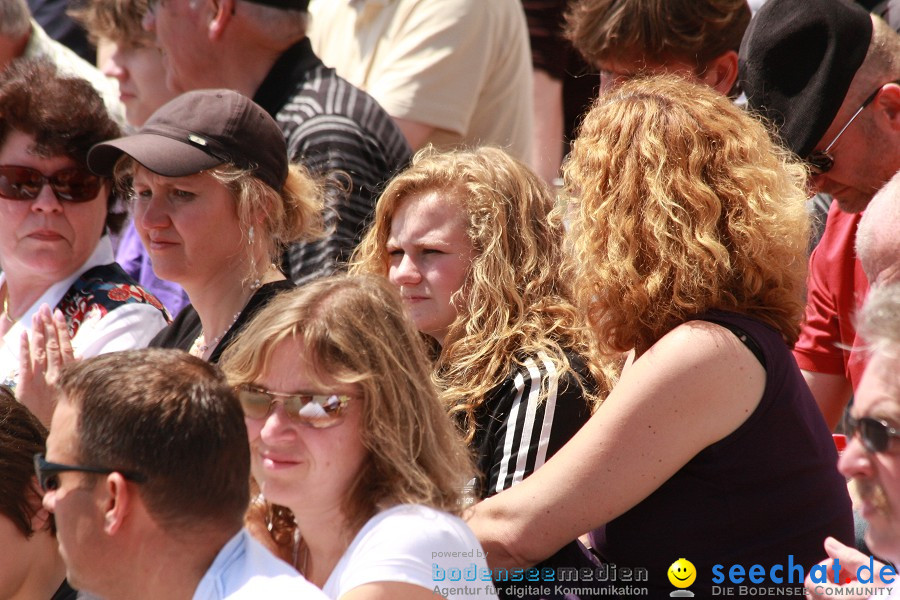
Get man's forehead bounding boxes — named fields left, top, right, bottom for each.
left=46, top=397, right=81, bottom=459
left=855, top=353, right=900, bottom=416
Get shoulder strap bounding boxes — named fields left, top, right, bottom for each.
left=713, top=320, right=767, bottom=369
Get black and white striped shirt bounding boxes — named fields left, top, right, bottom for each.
left=471, top=351, right=593, bottom=498
left=254, top=39, right=412, bottom=284
left=469, top=351, right=597, bottom=600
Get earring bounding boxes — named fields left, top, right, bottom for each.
left=248, top=225, right=254, bottom=245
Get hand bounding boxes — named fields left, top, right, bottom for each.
left=17, top=305, right=76, bottom=427
left=804, top=537, right=884, bottom=600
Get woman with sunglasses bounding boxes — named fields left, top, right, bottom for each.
left=0, top=59, right=168, bottom=425
left=220, top=274, right=495, bottom=600
left=87, top=89, right=323, bottom=364
left=466, top=76, right=855, bottom=596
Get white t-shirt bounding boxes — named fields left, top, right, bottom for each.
left=194, top=529, right=329, bottom=600
left=323, top=505, right=498, bottom=599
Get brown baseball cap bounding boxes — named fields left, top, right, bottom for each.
left=88, top=89, right=288, bottom=190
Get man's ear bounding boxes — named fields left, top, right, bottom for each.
left=101, top=473, right=132, bottom=536
left=872, top=82, right=900, bottom=133
left=208, top=0, right=235, bottom=41
left=701, top=50, right=739, bottom=96
left=28, top=477, right=53, bottom=533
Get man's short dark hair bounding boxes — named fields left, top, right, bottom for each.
left=57, top=349, right=250, bottom=532
left=565, top=0, right=751, bottom=69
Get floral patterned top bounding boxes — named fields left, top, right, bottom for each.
left=57, top=264, right=169, bottom=338
left=0, top=251, right=169, bottom=390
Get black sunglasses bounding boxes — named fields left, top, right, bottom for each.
left=235, top=384, right=349, bottom=429
left=0, top=165, right=103, bottom=203
left=845, top=415, right=900, bottom=454
left=807, top=80, right=900, bottom=175
left=33, top=453, right=147, bottom=492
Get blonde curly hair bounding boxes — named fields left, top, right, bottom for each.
left=351, top=146, right=605, bottom=438
left=565, top=74, right=810, bottom=355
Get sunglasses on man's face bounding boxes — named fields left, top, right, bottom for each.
left=845, top=415, right=900, bottom=454
left=0, top=165, right=103, bottom=203
left=806, top=80, right=900, bottom=176
left=235, top=384, right=350, bottom=429
left=33, top=453, right=147, bottom=492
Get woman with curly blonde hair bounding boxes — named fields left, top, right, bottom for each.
left=352, top=146, right=599, bottom=599
left=220, top=274, right=493, bottom=599
left=467, top=75, right=854, bottom=596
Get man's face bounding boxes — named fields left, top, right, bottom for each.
left=143, top=0, right=212, bottom=93
left=42, top=399, right=107, bottom=593
left=808, top=86, right=900, bottom=214
left=840, top=350, right=900, bottom=564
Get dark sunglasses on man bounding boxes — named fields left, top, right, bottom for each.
left=0, top=165, right=103, bottom=203
left=33, top=453, right=146, bottom=492
left=807, top=80, right=900, bottom=175
left=844, top=414, right=900, bottom=454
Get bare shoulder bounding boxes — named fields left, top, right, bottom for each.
left=610, top=319, right=767, bottom=447
left=640, top=319, right=766, bottom=375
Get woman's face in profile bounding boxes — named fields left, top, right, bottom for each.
left=0, top=512, right=42, bottom=599
left=130, top=165, right=245, bottom=287
left=243, top=338, right=368, bottom=516
left=385, top=190, right=475, bottom=347
left=98, top=38, right=177, bottom=128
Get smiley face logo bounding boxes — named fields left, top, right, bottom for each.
left=668, top=558, right=696, bottom=588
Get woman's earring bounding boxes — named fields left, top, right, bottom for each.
left=248, top=225, right=255, bottom=245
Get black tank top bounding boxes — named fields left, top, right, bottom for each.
left=588, top=311, right=854, bottom=598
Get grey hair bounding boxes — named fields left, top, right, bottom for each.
left=857, top=170, right=900, bottom=282
left=0, top=0, right=32, bottom=38
left=857, top=282, right=900, bottom=358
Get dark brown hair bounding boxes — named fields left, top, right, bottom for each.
left=566, top=0, right=750, bottom=70
left=0, top=386, right=47, bottom=537
left=57, top=349, right=251, bottom=532
left=0, top=58, right=124, bottom=232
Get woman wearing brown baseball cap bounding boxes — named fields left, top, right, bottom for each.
left=88, top=88, right=324, bottom=362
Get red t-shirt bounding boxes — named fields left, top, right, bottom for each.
left=793, top=201, right=869, bottom=389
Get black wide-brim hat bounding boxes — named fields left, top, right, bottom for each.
left=739, top=0, right=873, bottom=158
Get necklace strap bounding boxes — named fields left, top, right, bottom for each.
left=1, top=286, right=16, bottom=325
left=189, top=279, right=265, bottom=359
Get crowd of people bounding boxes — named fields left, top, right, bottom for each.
left=1, top=0, right=899, bottom=599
